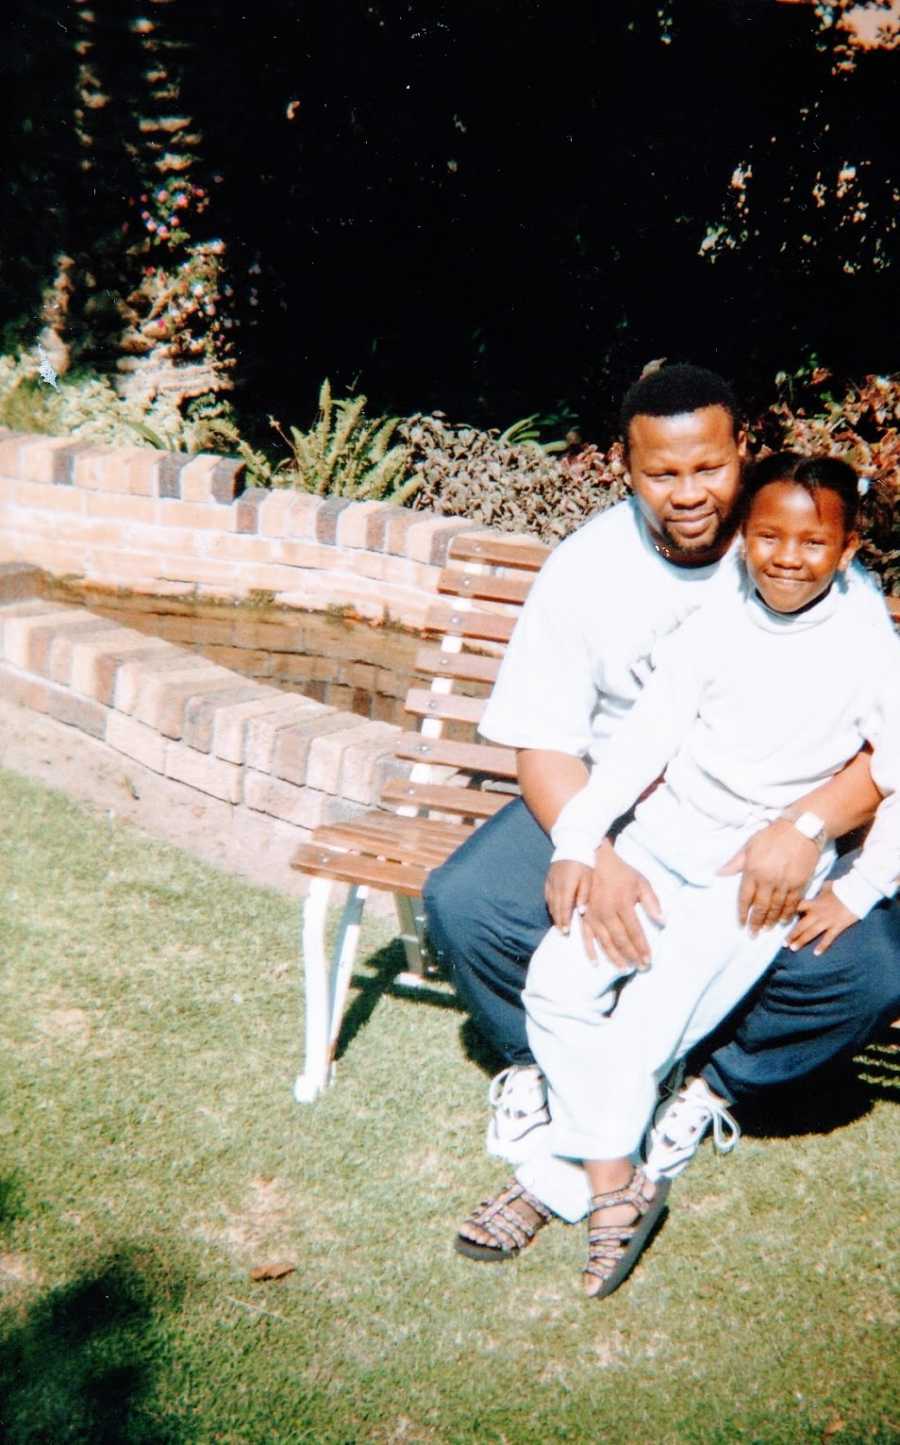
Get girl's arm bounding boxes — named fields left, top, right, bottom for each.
left=550, top=625, right=706, bottom=866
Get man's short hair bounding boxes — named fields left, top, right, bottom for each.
left=619, top=364, right=741, bottom=445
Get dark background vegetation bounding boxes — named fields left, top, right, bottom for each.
left=1, top=0, right=897, bottom=437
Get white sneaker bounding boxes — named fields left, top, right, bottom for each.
left=644, top=1076, right=740, bottom=1181
left=485, top=1065, right=551, bottom=1164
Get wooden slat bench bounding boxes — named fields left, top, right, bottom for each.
left=290, top=532, right=550, bottom=1101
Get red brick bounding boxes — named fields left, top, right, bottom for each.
left=336, top=499, right=392, bottom=549
left=257, top=491, right=298, bottom=537
left=283, top=493, right=325, bottom=540
left=203, top=534, right=278, bottom=565
left=19, top=438, right=74, bottom=484
left=158, top=498, right=233, bottom=532
left=182, top=682, right=276, bottom=752
left=232, top=563, right=319, bottom=595
left=243, top=699, right=340, bottom=773
left=404, top=517, right=473, bottom=565
left=15, top=479, right=87, bottom=514
left=210, top=692, right=309, bottom=764
left=305, top=719, right=388, bottom=795
left=84, top=492, right=159, bottom=523
left=124, top=448, right=160, bottom=496
left=0, top=664, right=53, bottom=714
left=0, top=435, right=28, bottom=474
left=132, top=669, right=243, bottom=738
left=70, top=630, right=171, bottom=702
left=47, top=618, right=123, bottom=686
left=337, top=725, right=403, bottom=804
left=230, top=808, right=311, bottom=870
left=231, top=618, right=301, bottom=652
left=112, top=651, right=214, bottom=715
left=68, top=448, right=108, bottom=488
left=159, top=559, right=240, bottom=589
left=165, top=740, right=243, bottom=802
left=270, top=710, right=368, bottom=786
left=105, top=710, right=168, bottom=773
left=0, top=605, right=88, bottom=672
left=45, top=684, right=109, bottom=739
left=243, top=771, right=360, bottom=828
left=179, top=454, right=221, bottom=503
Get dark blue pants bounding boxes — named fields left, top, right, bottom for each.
left=423, top=797, right=900, bottom=1104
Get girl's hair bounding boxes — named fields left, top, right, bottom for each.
left=742, top=451, right=860, bottom=531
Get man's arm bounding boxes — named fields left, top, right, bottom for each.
left=516, top=749, right=588, bottom=833
left=719, top=749, right=882, bottom=933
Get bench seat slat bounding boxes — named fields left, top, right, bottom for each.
left=394, top=731, right=518, bottom=778
left=413, top=646, right=500, bottom=685
left=448, top=536, right=550, bottom=571
left=291, top=843, right=427, bottom=895
left=424, top=604, right=517, bottom=644
left=380, top=779, right=513, bottom=817
left=404, top=688, right=486, bottom=726
left=313, top=817, right=474, bottom=867
left=437, top=569, right=533, bottom=606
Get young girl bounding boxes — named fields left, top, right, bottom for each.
left=463, top=454, right=900, bottom=1298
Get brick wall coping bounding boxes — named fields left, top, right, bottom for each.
left=0, top=430, right=537, bottom=632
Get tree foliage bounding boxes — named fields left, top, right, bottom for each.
left=0, top=1, right=896, bottom=438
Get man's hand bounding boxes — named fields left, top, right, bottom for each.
left=578, top=842, right=664, bottom=971
left=545, top=860, right=593, bottom=934
left=787, top=882, right=859, bottom=955
left=718, top=818, right=820, bottom=934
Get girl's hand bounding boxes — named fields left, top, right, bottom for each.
left=545, top=860, right=594, bottom=935
left=787, top=883, right=859, bottom=956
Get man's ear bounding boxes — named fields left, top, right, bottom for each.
left=838, top=531, right=860, bottom=572
left=736, top=427, right=749, bottom=460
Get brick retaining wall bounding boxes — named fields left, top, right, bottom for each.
left=0, top=562, right=412, bottom=892
left=0, top=430, right=476, bottom=630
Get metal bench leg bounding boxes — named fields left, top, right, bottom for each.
left=394, top=892, right=438, bottom=989
left=294, top=879, right=367, bottom=1102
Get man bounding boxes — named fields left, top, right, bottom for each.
left=423, top=363, right=900, bottom=1257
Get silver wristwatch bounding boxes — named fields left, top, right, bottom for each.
left=782, top=809, right=828, bottom=852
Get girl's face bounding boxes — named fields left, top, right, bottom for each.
left=743, top=480, right=859, bottom=614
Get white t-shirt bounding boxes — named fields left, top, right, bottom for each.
left=549, top=575, right=900, bottom=918
left=480, top=496, right=891, bottom=761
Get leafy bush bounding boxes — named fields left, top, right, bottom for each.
left=0, top=348, right=244, bottom=459
left=399, top=413, right=628, bottom=543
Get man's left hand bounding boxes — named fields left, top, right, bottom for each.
left=718, top=818, right=820, bottom=933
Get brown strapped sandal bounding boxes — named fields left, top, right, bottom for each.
left=583, top=1167, right=670, bottom=1299
left=454, top=1179, right=555, bottom=1262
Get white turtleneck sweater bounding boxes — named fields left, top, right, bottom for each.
left=550, top=573, right=900, bottom=919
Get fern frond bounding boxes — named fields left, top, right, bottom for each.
left=360, top=445, right=411, bottom=500
left=313, top=378, right=333, bottom=461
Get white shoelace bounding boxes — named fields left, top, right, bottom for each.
left=661, top=1084, right=740, bottom=1155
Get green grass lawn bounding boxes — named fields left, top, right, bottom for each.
left=1, top=768, right=898, bottom=1444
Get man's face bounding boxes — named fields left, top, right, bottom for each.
left=627, top=406, right=746, bottom=565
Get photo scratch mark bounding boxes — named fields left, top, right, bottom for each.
left=37, top=345, right=60, bottom=391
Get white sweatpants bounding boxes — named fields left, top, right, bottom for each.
left=518, top=828, right=832, bottom=1222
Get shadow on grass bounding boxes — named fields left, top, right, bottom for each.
left=739, top=1036, right=900, bottom=1141
left=335, top=938, right=465, bottom=1063
left=0, top=1245, right=193, bottom=1444
left=0, top=1174, right=28, bottom=1232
